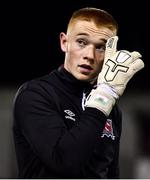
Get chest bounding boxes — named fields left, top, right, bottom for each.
left=54, top=88, right=120, bottom=141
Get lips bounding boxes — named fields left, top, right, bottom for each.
left=79, top=64, right=93, bottom=70
left=78, top=64, right=93, bottom=74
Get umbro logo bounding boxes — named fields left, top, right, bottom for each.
left=64, top=110, right=75, bottom=116
left=64, top=110, right=76, bottom=121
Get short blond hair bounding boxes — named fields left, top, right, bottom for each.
left=67, top=7, right=118, bottom=34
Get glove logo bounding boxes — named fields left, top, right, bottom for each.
left=104, top=51, right=131, bottom=82
left=104, top=60, right=129, bottom=82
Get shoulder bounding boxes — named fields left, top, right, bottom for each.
left=13, top=73, right=61, bottom=122
left=17, top=70, right=58, bottom=95
left=13, top=71, right=58, bottom=105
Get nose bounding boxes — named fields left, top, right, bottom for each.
left=84, top=45, right=95, bottom=61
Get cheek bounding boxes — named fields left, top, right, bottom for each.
left=96, top=56, right=104, bottom=68
left=69, top=50, right=81, bottom=64
left=67, top=53, right=78, bottom=69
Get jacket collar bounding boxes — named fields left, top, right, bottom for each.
left=57, top=65, right=94, bottom=94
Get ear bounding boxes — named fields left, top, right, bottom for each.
left=60, top=32, right=67, bottom=52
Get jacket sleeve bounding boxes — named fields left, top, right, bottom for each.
left=13, top=82, right=107, bottom=176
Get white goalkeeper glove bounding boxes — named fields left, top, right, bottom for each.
left=85, top=36, right=144, bottom=116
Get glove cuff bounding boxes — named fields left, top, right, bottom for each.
left=85, top=84, right=118, bottom=116
left=97, top=83, right=119, bottom=99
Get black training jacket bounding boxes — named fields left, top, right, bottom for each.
left=13, top=66, right=122, bottom=178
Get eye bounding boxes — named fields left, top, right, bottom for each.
left=77, top=39, right=87, bottom=47
left=96, top=45, right=106, bottom=53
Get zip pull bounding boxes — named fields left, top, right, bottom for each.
left=82, top=91, right=86, bottom=111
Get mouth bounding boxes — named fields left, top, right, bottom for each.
left=78, top=64, right=93, bottom=74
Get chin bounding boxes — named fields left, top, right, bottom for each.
left=76, top=74, right=93, bottom=82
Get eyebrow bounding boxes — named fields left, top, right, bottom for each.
left=76, top=33, right=107, bottom=43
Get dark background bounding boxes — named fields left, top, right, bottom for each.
left=1, top=1, right=148, bottom=92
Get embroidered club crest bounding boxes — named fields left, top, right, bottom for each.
left=101, top=119, right=115, bottom=140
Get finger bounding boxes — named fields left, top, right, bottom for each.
left=105, top=36, right=118, bottom=58
left=115, top=50, right=131, bottom=63
left=130, top=51, right=142, bottom=60
left=116, top=51, right=142, bottom=65
left=128, top=58, right=145, bottom=76
left=125, top=51, right=142, bottom=65
left=132, top=58, right=144, bottom=72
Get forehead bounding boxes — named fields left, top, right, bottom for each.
left=68, top=20, right=116, bottom=40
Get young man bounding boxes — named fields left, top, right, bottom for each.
left=13, top=7, right=144, bottom=178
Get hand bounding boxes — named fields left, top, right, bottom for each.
left=98, top=36, right=144, bottom=96
left=85, top=36, right=144, bottom=116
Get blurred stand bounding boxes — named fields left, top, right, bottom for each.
left=0, top=87, right=18, bottom=178
left=134, top=111, right=150, bottom=178
left=135, top=157, right=150, bottom=178
left=119, top=91, right=150, bottom=178
left=0, top=86, right=150, bottom=178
